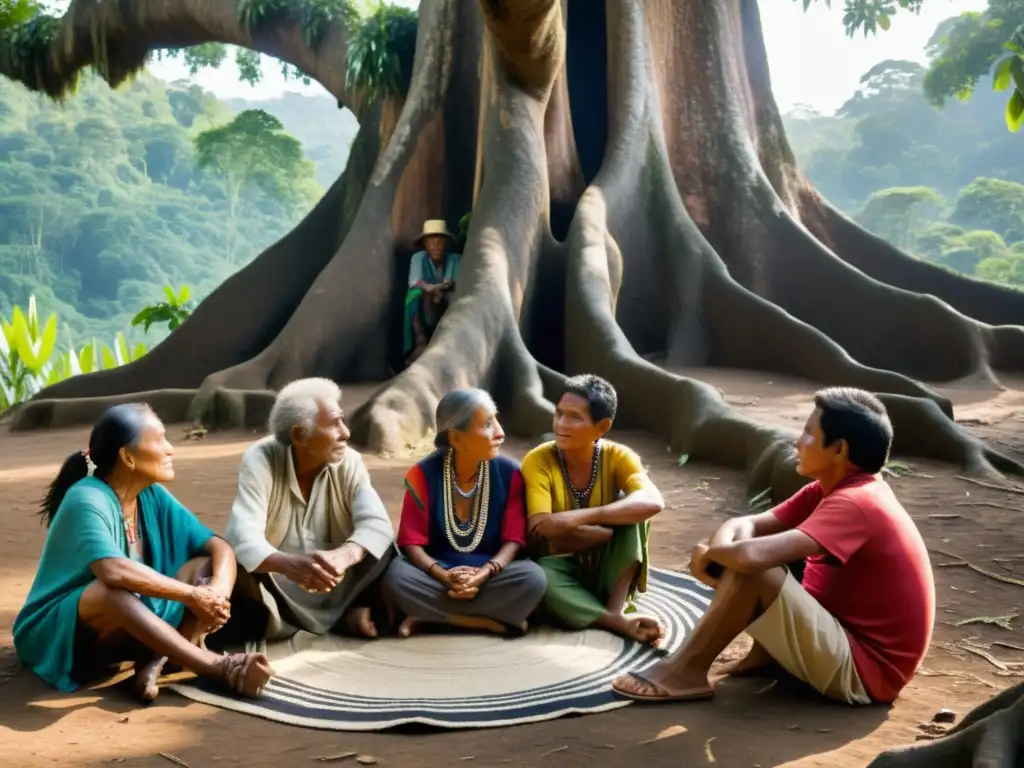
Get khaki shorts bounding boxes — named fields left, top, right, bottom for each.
left=746, top=573, right=871, bottom=705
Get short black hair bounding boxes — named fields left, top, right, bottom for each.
left=813, top=387, right=892, bottom=474
left=560, top=374, right=618, bottom=424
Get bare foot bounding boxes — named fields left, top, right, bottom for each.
left=131, top=657, right=166, bottom=703
left=398, top=616, right=422, bottom=637
left=720, top=641, right=777, bottom=678
left=598, top=613, right=665, bottom=647
left=345, top=606, right=378, bottom=639
left=221, top=653, right=274, bottom=698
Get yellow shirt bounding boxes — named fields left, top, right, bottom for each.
left=521, top=439, right=653, bottom=517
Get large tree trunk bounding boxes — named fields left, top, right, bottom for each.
left=6, top=1, right=1024, bottom=758
left=4, top=0, right=1024, bottom=473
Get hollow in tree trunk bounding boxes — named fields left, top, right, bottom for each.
left=5, top=0, right=1024, bottom=759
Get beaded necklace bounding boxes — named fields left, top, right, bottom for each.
left=442, top=449, right=490, bottom=553
left=556, top=441, right=602, bottom=509
left=122, top=499, right=140, bottom=546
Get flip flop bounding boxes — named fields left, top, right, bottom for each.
left=612, top=672, right=714, bottom=703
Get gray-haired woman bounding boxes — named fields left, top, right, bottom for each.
left=382, top=389, right=546, bottom=637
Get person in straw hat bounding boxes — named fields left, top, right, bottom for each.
left=404, top=219, right=461, bottom=365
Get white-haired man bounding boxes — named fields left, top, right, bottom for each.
left=223, top=378, right=395, bottom=641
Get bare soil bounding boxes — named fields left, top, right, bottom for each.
left=2, top=371, right=1024, bottom=768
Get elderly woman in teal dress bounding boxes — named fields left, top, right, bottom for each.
left=13, top=404, right=274, bottom=702
left=404, top=218, right=462, bottom=365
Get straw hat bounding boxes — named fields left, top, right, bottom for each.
left=415, top=219, right=455, bottom=246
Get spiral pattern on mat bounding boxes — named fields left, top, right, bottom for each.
left=171, top=568, right=714, bottom=731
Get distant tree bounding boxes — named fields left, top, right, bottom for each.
left=194, top=109, right=319, bottom=261
left=949, top=177, right=1024, bottom=243
left=856, top=186, right=945, bottom=248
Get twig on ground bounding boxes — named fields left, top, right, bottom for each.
left=956, top=476, right=1024, bottom=496
left=958, top=671, right=999, bottom=688
left=929, top=548, right=1024, bottom=587
left=704, top=737, right=717, bottom=763
left=954, top=615, right=1017, bottom=630
left=955, top=501, right=1024, bottom=512
left=926, top=513, right=961, bottom=520
left=158, top=755, right=190, bottom=768
left=315, top=753, right=356, bottom=762
left=936, top=561, right=968, bottom=568
left=959, top=643, right=1010, bottom=672
left=539, top=746, right=568, bottom=759
left=994, top=641, right=1024, bottom=652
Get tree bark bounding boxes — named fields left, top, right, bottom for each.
left=6, top=2, right=1024, bottom=754
left=5, top=0, right=1024, bottom=493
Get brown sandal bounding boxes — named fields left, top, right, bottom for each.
left=220, top=652, right=274, bottom=698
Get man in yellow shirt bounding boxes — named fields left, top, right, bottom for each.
left=522, top=374, right=665, bottom=645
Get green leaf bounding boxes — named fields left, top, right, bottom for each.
left=100, top=344, right=118, bottom=370
left=1006, top=89, right=1024, bottom=132
left=178, top=284, right=192, bottom=304
left=677, top=453, right=690, bottom=467
left=78, top=341, right=96, bottom=374
left=163, top=285, right=178, bottom=305
left=131, top=307, right=154, bottom=327
left=876, top=13, right=890, bottom=31
left=35, top=313, right=58, bottom=370
left=994, top=56, right=1015, bottom=92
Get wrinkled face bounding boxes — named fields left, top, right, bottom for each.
left=424, top=234, right=448, bottom=262
left=121, top=413, right=175, bottom=484
left=795, top=407, right=843, bottom=478
left=449, top=405, right=505, bottom=463
left=293, top=398, right=350, bottom=467
left=553, top=393, right=610, bottom=452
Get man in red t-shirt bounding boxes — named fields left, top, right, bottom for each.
left=612, top=387, right=935, bottom=705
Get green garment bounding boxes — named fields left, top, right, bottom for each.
left=538, top=521, right=649, bottom=630
left=13, top=477, right=214, bottom=692
left=403, top=249, right=461, bottom=357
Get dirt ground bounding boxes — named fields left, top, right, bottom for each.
left=2, top=370, right=1024, bottom=768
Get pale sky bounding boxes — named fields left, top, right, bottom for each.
left=147, top=0, right=989, bottom=115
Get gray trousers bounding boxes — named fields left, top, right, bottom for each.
left=382, top=556, right=547, bottom=628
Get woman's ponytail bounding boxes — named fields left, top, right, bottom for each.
left=39, top=452, right=90, bottom=527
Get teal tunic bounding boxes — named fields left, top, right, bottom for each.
left=13, top=477, right=215, bottom=692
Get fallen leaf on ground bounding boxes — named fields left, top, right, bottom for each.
left=639, top=724, right=688, bottom=744
left=355, top=757, right=378, bottom=766
left=704, top=737, right=716, bottom=763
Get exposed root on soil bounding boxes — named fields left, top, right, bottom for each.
left=555, top=0, right=1024, bottom=492
left=868, top=682, right=1024, bottom=767
left=8, top=0, right=1024, bottom=493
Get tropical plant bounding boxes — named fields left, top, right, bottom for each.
left=344, top=0, right=418, bottom=103
left=0, top=296, right=147, bottom=414
left=131, top=284, right=195, bottom=333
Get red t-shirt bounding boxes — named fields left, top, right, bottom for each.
left=773, top=473, right=935, bottom=703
